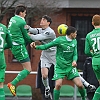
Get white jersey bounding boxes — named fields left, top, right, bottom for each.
left=29, top=26, right=56, bottom=66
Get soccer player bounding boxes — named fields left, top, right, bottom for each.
left=25, top=15, right=56, bottom=99
left=7, top=5, right=33, bottom=96
left=31, top=26, right=86, bottom=100
left=85, top=14, right=100, bottom=100
left=0, top=16, right=12, bottom=100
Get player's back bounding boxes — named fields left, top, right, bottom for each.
left=8, top=15, right=26, bottom=44
left=0, top=23, right=8, bottom=65
left=86, top=28, right=100, bottom=65
left=0, top=23, right=8, bottom=51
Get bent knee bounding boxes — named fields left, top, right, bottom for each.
left=55, top=83, right=62, bottom=90
left=77, top=84, right=84, bottom=88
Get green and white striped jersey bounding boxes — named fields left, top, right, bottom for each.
left=85, top=28, right=100, bottom=65
left=36, top=36, right=77, bottom=68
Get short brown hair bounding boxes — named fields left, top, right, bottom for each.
left=92, top=14, right=100, bottom=26
left=15, top=4, right=26, bottom=15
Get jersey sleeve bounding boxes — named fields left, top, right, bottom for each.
left=30, top=32, right=53, bottom=41
left=28, top=27, right=39, bottom=34
left=85, top=36, right=92, bottom=56
left=4, top=29, right=12, bottom=49
left=20, top=21, right=33, bottom=44
left=36, top=38, right=59, bottom=50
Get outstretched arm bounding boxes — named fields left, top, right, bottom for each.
left=30, top=38, right=59, bottom=50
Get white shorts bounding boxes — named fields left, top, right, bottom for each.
left=40, top=50, right=56, bottom=68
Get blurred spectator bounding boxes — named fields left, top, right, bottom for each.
left=83, top=57, right=99, bottom=100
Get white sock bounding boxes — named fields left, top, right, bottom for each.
left=42, top=77, right=50, bottom=89
left=79, top=74, right=89, bottom=87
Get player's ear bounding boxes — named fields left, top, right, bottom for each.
left=92, top=22, right=94, bottom=26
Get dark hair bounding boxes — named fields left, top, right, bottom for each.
left=66, top=26, right=77, bottom=35
left=15, top=4, right=26, bottom=15
left=42, top=15, right=52, bottom=26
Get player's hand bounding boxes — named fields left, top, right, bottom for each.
left=24, top=25, right=30, bottom=29
left=28, top=32, right=31, bottom=36
left=90, top=50, right=93, bottom=53
left=30, top=42, right=36, bottom=48
left=72, top=61, right=77, bottom=67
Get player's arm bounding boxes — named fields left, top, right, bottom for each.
left=24, top=25, right=39, bottom=35
left=20, top=22, right=33, bottom=44
left=73, top=40, right=78, bottom=61
left=72, top=41, right=78, bottom=67
left=31, top=38, right=58, bottom=50
left=85, top=37, right=92, bottom=56
left=4, top=30, right=12, bottom=49
left=28, top=31, right=52, bottom=41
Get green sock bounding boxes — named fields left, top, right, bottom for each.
left=0, top=88, right=5, bottom=100
left=53, top=89, right=60, bottom=100
left=78, top=88, right=86, bottom=100
left=11, top=69, right=30, bottom=86
left=92, top=86, right=100, bottom=100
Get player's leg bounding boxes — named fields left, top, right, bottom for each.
left=0, top=65, right=6, bottom=100
left=41, top=61, right=52, bottom=98
left=73, top=77, right=86, bottom=100
left=79, top=74, right=96, bottom=91
left=7, top=45, right=31, bottom=96
left=69, top=68, right=86, bottom=100
left=53, top=79, right=63, bottom=100
left=92, top=65, right=100, bottom=100
left=0, top=83, right=5, bottom=100
left=53, top=66, right=65, bottom=100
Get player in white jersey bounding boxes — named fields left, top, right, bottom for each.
left=25, top=15, right=96, bottom=99
left=25, top=15, right=56, bottom=99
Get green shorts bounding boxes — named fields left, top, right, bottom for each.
left=0, top=64, right=6, bottom=82
left=11, top=44, right=30, bottom=62
left=52, top=65, right=79, bottom=80
left=92, top=65, right=100, bottom=80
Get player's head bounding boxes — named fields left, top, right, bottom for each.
left=42, top=15, right=52, bottom=26
left=15, top=4, right=27, bottom=18
left=92, top=14, right=100, bottom=26
left=66, top=26, right=77, bottom=39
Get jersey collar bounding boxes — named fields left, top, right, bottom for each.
left=66, top=35, right=72, bottom=41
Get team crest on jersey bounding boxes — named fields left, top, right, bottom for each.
left=45, top=32, right=49, bottom=35
left=67, top=46, right=70, bottom=50
left=72, top=44, right=75, bottom=47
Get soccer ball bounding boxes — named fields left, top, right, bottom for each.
left=57, top=24, right=68, bottom=35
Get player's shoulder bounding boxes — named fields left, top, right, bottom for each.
left=14, top=15, right=26, bottom=23
left=0, top=23, right=6, bottom=28
left=0, top=23, right=7, bottom=30
left=46, top=27, right=55, bottom=33
left=86, top=30, right=93, bottom=38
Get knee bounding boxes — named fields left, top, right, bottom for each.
left=77, top=83, right=84, bottom=88
left=27, top=68, right=32, bottom=72
left=55, top=83, right=62, bottom=90
left=42, top=74, right=48, bottom=79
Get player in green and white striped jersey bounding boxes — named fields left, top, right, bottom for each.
left=7, top=5, right=33, bottom=96
left=31, top=26, right=86, bottom=100
left=0, top=16, right=12, bottom=100
left=85, top=14, right=100, bottom=100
